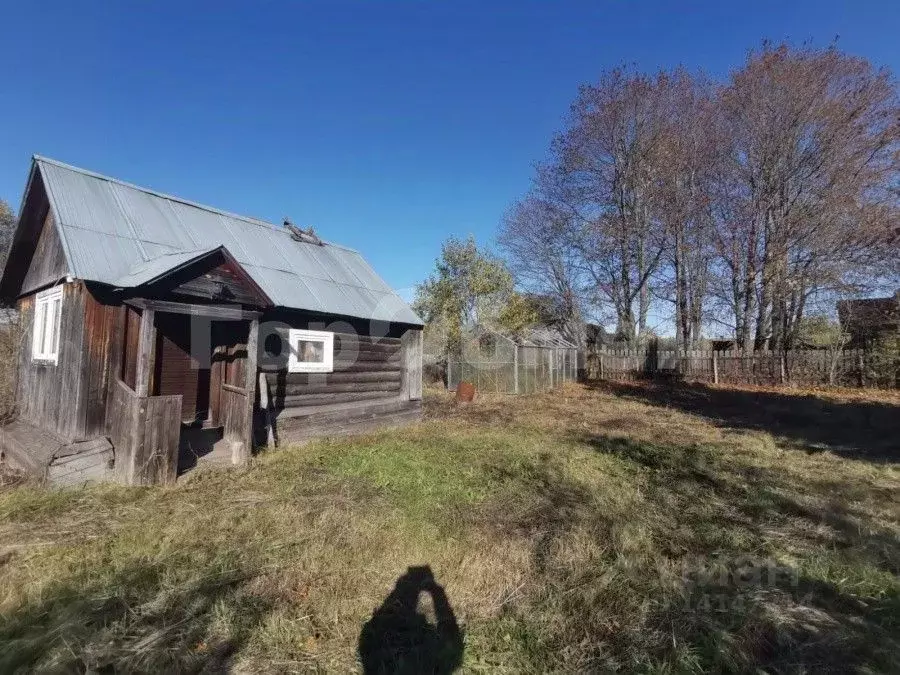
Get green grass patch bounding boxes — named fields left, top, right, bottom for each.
left=1, top=384, right=898, bottom=672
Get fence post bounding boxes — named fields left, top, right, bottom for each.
left=858, top=349, right=865, bottom=387
left=830, top=350, right=837, bottom=386
left=712, top=350, right=719, bottom=385
left=548, top=348, right=553, bottom=389
left=513, top=345, right=519, bottom=395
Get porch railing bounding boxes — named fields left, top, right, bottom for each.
left=107, top=379, right=182, bottom=485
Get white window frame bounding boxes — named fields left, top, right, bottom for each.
left=32, top=286, right=63, bottom=365
left=287, top=329, right=334, bottom=373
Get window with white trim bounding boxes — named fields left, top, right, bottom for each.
left=32, top=286, right=63, bottom=364
left=287, top=329, right=334, bottom=373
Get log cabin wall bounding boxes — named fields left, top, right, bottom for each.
left=258, top=312, right=423, bottom=445
left=16, top=282, right=119, bottom=441
left=15, top=283, right=424, bottom=451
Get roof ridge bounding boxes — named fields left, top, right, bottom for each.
left=32, top=155, right=360, bottom=254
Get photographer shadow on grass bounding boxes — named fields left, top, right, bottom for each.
left=359, top=565, right=463, bottom=674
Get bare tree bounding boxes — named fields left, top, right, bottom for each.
left=543, top=68, right=667, bottom=343
left=717, top=43, right=900, bottom=351
left=0, top=200, right=15, bottom=272
left=498, top=196, right=585, bottom=345
left=501, top=43, right=898, bottom=358
left=652, top=68, right=718, bottom=351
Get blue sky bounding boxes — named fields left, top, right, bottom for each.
left=1, top=1, right=897, bottom=298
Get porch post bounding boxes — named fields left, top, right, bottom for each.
left=400, top=328, right=423, bottom=401
left=134, top=307, right=155, bottom=397
left=234, top=317, right=259, bottom=464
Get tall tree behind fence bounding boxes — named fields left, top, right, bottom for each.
left=586, top=346, right=898, bottom=389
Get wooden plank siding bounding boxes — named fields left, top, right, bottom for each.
left=141, top=249, right=270, bottom=307
left=0, top=168, right=55, bottom=301
left=239, top=318, right=259, bottom=463
left=82, top=286, right=121, bottom=436
left=221, top=385, right=249, bottom=458
left=107, top=379, right=182, bottom=485
left=140, top=394, right=182, bottom=484
left=401, top=328, right=423, bottom=400
left=21, top=210, right=68, bottom=295
left=16, top=282, right=116, bottom=440
left=172, top=260, right=263, bottom=306
left=107, top=380, right=139, bottom=482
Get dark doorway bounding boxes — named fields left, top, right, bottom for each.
left=153, top=313, right=210, bottom=423
left=150, top=313, right=250, bottom=476
left=153, top=315, right=249, bottom=428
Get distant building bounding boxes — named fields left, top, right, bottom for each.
left=837, top=291, right=900, bottom=348
left=584, top=323, right=613, bottom=350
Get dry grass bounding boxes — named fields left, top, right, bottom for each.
left=0, top=382, right=898, bottom=673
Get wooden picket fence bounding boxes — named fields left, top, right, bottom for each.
left=585, top=347, right=898, bottom=389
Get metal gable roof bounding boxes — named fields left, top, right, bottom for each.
left=35, top=156, right=423, bottom=325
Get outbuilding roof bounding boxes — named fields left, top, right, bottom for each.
left=464, top=325, right=578, bottom=349
left=23, top=156, right=423, bottom=325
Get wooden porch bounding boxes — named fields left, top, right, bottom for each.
left=108, top=299, right=260, bottom=485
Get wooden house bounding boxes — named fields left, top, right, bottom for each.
left=0, top=157, right=423, bottom=485
left=838, top=291, right=900, bottom=348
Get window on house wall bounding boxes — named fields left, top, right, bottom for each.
left=287, top=329, right=334, bottom=373
left=32, top=286, right=63, bottom=364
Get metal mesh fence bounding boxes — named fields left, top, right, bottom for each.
left=446, top=329, right=579, bottom=395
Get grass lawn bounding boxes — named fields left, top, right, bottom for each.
left=0, top=382, right=898, bottom=673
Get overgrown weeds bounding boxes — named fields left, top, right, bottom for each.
left=0, top=383, right=897, bottom=672
left=0, top=319, right=21, bottom=424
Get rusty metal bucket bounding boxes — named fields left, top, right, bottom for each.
left=455, top=381, right=476, bottom=403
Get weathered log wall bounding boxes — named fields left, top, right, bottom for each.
left=265, top=331, right=404, bottom=408
left=259, top=324, right=423, bottom=445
